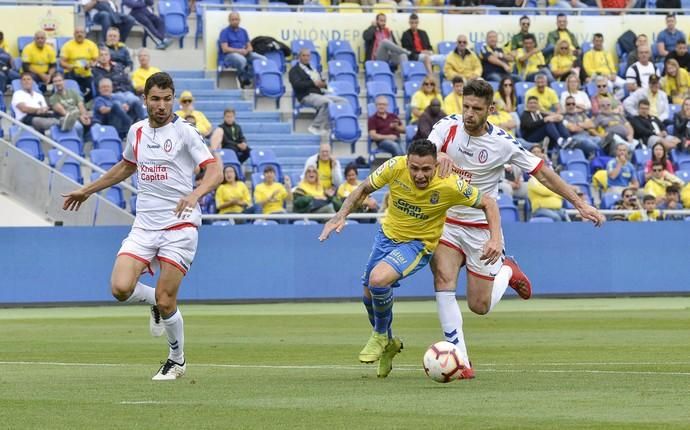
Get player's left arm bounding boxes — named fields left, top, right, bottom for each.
left=318, top=178, right=376, bottom=242
left=472, top=193, right=502, bottom=265
left=532, top=166, right=605, bottom=226
left=176, top=159, right=222, bottom=218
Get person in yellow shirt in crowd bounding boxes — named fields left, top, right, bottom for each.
left=410, top=76, right=443, bottom=122
left=628, top=194, right=662, bottom=222
left=254, top=165, right=292, bottom=215
left=293, top=164, right=340, bottom=214
left=582, top=33, right=626, bottom=91
left=681, top=181, right=690, bottom=208
left=644, top=161, right=684, bottom=204
left=301, top=143, right=343, bottom=192
left=487, top=103, right=518, bottom=136
left=175, top=91, right=212, bottom=137
left=525, top=74, right=560, bottom=113
left=549, top=40, right=576, bottom=82
left=516, top=34, right=553, bottom=82
left=132, top=49, right=161, bottom=95
left=215, top=165, right=252, bottom=222
left=59, top=27, right=98, bottom=100
left=527, top=174, right=571, bottom=222
left=21, top=31, right=57, bottom=91
left=443, top=76, right=463, bottom=116
left=0, top=31, right=7, bottom=52
left=337, top=164, right=379, bottom=214
left=660, top=58, right=690, bottom=105
left=443, top=34, right=482, bottom=82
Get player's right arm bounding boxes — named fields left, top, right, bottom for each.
left=318, top=178, right=377, bottom=242
left=62, top=160, right=137, bottom=211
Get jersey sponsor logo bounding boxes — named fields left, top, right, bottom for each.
left=463, top=184, right=475, bottom=199
left=164, top=139, right=173, bottom=153
left=393, top=199, right=429, bottom=220
left=456, top=169, right=474, bottom=184
left=147, top=143, right=161, bottom=149
left=478, top=149, right=488, bottom=163
left=393, top=179, right=411, bottom=192
left=430, top=191, right=440, bottom=204
left=139, top=161, right=169, bottom=181
left=460, top=149, right=474, bottom=157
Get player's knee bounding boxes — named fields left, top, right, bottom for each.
left=155, top=290, right=176, bottom=316
left=368, top=272, right=392, bottom=289
left=432, top=266, right=456, bottom=291
left=111, top=280, right=134, bottom=302
left=467, top=298, right=490, bottom=315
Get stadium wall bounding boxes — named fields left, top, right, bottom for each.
left=1, top=223, right=688, bottom=304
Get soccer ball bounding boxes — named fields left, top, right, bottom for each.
left=422, top=341, right=466, bottom=383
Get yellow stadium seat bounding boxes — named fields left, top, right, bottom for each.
left=372, top=3, right=395, bottom=14
left=339, top=2, right=363, bottom=13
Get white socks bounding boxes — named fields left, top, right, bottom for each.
left=125, top=282, right=156, bottom=305
left=489, top=264, right=513, bottom=313
left=163, top=309, right=185, bottom=363
left=435, top=291, right=470, bottom=365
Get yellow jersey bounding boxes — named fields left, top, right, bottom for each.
left=60, top=39, right=98, bottom=77
left=215, top=181, right=251, bottom=214
left=410, top=91, right=444, bottom=122
left=175, top=109, right=212, bottom=136
left=582, top=50, right=617, bottom=77
left=443, top=92, right=463, bottom=116
left=515, top=48, right=545, bottom=77
left=525, top=87, right=559, bottom=112
left=369, top=156, right=482, bottom=251
left=21, top=42, right=57, bottom=75
left=661, top=69, right=690, bottom=105
left=487, top=110, right=515, bottom=136
left=132, top=66, right=162, bottom=91
left=254, top=182, right=288, bottom=214
left=317, top=159, right=333, bottom=190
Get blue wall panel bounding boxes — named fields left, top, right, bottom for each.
left=0, top=223, right=688, bottom=304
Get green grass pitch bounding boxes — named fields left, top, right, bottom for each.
left=1, top=297, right=689, bottom=429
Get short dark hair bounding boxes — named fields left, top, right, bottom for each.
left=667, top=185, right=680, bottom=195
left=463, top=79, right=494, bottom=105
left=523, top=33, right=536, bottom=43
left=638, top=98, right=650, bottom=107
left=642, top=194, right=656, bottom=203
left=409, top=13, right=419, bottom=20
left=527, top=95, right=539, bottom=102
left=593, top=33, right=603, bottom=40
left=20, top=71, right=33, bottom=79
left=407, top=139, right=437, bottom=159
left=263, top=165, right=276, bottom=174
left=376, top=12, right=386, bottom=20
left=677, top=39, right=687, bottom=46
left=451, top=76, right=464, bottom=85
left=223, top=107, right=236, bottom=115
left=557, top=13, right=566, bottom=18
left=344, top=163, right=358, bottom=177
left=144, top=72, right=174, bottom=97
left=519, top=15, right=530, bottom=22
left=52, top=72, right=64, bottom=81
left=666, top=12, right=676, bottom=19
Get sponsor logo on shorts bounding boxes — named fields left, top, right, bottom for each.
left=478, top=149, right=488, bottom=164
left=430, top=191, right=440, bottom=204
left=388, top=249, right=408, bottom=266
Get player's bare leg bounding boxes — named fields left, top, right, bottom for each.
left=431, top=244, right=472, bottom=377
left=466, top=257, right=531, bottom=316
left=360, top=262, right=399, bottom=364
left=152, top=261, right=186, bottom=381
left=110, top=255, right=163, bottom=336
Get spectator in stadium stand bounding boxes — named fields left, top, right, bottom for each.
left=644, top=142, right=675, bottom=181
left=595, top=0, right=635, bottom=14
left=527, top=173, right=570, bottom=222
left=362, top=13, right=410, bottom=72
left=80, top=0, right=135, bottom=44
left=10, top=72, right=60, bottom=134
left=590, top=75, right=623, bottom=116
left=494, top=76, right=519, bottom=126
left=562, top=95, right=601, bottom=158
left=625, top=34, right=649, bottom=69
left=520, top=95, right=571, bottom=150
left=610, top=187, right=639, bottom=221
left=666, top=39, right=690, bottom=72
left=131, top=49, right=160, bottom=95
left=582, top=33, right=626, bottom=91
left=544, top=14, right=581, bottom=60
left=92, top=47, right=146, bottom=123
left=368, top=95, right=406, bottom=157
left=499, top=164, right=528, bottom=200
left=336, top=164, right=379, bottom=215
left=209, top=108, right=251, bottom=163
left=623, top=75, right=670, bottom=124
left=656, top=0, right=680, bottom=7
left=92, top=78, right=133, bottom=138
left=661, top=58, right=690, bottom=105
left=525, top=74, right=561, bottom=113
left=629, top=98, right=679, bottom=151
left=400, top=13, right=439, bottom=75
left=292, top=164, right=339, bottom=214
left=253, top=165, right=292, bottom=216
left=644, top=161, right=684, bottom=204
left=301, top=143, right=343, bottom=191
left=559, top=73, right=591, bottom=113
left=656, top=13, right=686, bottom=60
left=515, top=34, right=552, bottom=83
left=184, top=114, right=197, bottom=128
left=487, top=104, right=518, bottom=136
left=410, top=76, right=443, bottom=123
left=0, top=31, right=6, bottom=52
left=122, top=0, right=172, bottom=50
left=672, top=97, right=690, bottom=151
left=60, top=27, right=98, bottom=101
left=593, top=99, right=637, bottom=154
left=20, top=31, right=56, bottom=92
left=443, top=76, right=464, bottom=116
left=0, top=35, right=19, bottom=94
left=505, top=15, right=531, bottom=52
left=214, top=165, right=252, bottom=221
left=413, top=98, right=445, bottom=140
left=218, top=12, right=266, bottom=88
left=549, top=40, right=577, bottom=82
left=174, top=91, right=212, bottom=137
left=529, top=144, right=553, bottom=169
left=479, top=31, right=516, bottom=83
left=627, top=194, right=661, bottom=222
left=625, top=44, right=658, bottom=93
left=48, top=73, right=92, bottom=135
left=288, top=48, right=347, bottom=136
left=658, top=185, right=684, bottom=219
left=105, top=27, right=133, bottom=70
left=443, top=34, right=482, bottom=82
left=606, top=142, right=639, bottom=194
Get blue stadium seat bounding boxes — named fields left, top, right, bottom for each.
left=15, top=132, right=44, bottom=161
left=293, top=219, right=318, bottom=225
left=253, top=59, right=284, bottom=108
left=328, top=60, right=359, bottom=94
left=677, top=159, right=690, bottom=171
left=91, top=173, right=125, bottom=209
left=437, top=41, right=455, bottom=56
left=158, top=0, right=189, bottom=48
left=55, top=37, right=71, bottom=55
left=48, top=149, right=83, bottom=184
left=365, top=61, right=396, bottom=93
left=17, top=36, right=33, bottom=54
left=550, top=81, right=566, bottom=99
left=366, top=81, right=397, bottom=113
left=194, top=0, right=225, bottom=49
left=63, top=79, right=83, bottom=97
left=329, top=80, right=361, bottom=116
left=675, top=169, right=690, bottom=183
left=303, top=4, right=326, bottom=12
left=219, top=149, right=244, bottom=180
left=254, top=219, right=279, bottom=225
left=403, top=81, right=421, bottom=106
left=559, top=148, right=586, bottom=165
left=327, top=40, right=358, bottom=72
left=90, top=149, right=119, bottom=170
left=566, top=159, right=590, bottom=180
left=90, top=125, right=122, bottom=159
left=50, top=125, right=84, bottom=156
left=581, top=41, right=593, bottom=54
left=498, top=193, right=519, bottom=222
left=529, top=216, right=555, bottom=223
left=515, top=82, right=535, bottom=104
left=441, top=80, right=452, bottom=97
left=600, top=191, right=621, bottom=210
left=406, top=124, right=417, bottom=145
left=401, top=61, right=427, bottom=83
left=250, top=148, right=282, bottom=179
left=264, top=50, right=286, bottom=73
left=560, top=170, right=591, bottom=198
left=329, top=102, right=361, bottom=151
left=633, top=148, right=651, bottom=167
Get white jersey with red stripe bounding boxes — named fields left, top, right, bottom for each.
left=427, top=114, right=543, bottom=225
left=123, top=115, right=215, bottom=230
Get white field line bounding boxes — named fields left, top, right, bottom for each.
left=1, top=360, right=690, bottom=376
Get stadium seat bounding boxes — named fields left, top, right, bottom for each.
left=498, top=193, right=519, bottom=222
left=91, top=172, right=125, bottom=209
left=406, top=124, right=417, bottom=145
left=158, top=0, right=189, bottom=48
left=11, top=79, right=40, bottom=93
left=254, top=219, right=279, bottom=225
left=17, top=36, right=33, bottom=53
left=675, top=169, right=690, bottom=183
left=529, top=216, right=555, bottom=223
left=401, top=61, right=427, bottom=83
left=90, top=125, right=122, bottom=159
left=90, top=149, right=119, bottom=170
left=250, top=148, right=282, bottom=179
left=633, top=148, right=651, bottom=166
left=293, top=219, right=318, bottom=225
left=212, top=220, right=234, bottom=226
left=263, top=50, right=286, bottom=73
left=550, top=81, right=566, bottom=99
left=303, top=4, right=326, bottom=12
left=194, top=0, right=225, bottom=49
left=600, top=191, right=621, bottom=210
left=366, top=81, right=397, bottom=114
left=441, top=80, right=452, bottom=97
left=560, top=170, right=591, bottom=198
left=365, top=61, right=396, bottom=93
left=327, top=40, right=358, bottom=72
left=15, top=132, right=44, bottom=161
left=328, top=60, right=359, bottom=93
left=48, top=149, right=83, bottom=184
left=677, top=159, right=690, bottom=171
left=559, top=148, right=586, bottom=165
left=403, top=81, right=421, bottom=106
left=253, top=59, right=285, bottom=108
left=581, top=41, right=593, bottom=54
left=566, top=159, right=590, bottom=180
left=338, top=2, right=363, bottom=13
left=219, top=149, right=244, bottom=180
left=64, top=79, right=83, bottom=97
left=329, top=81, right=361, bottom=115
left=437, top=41, right=455, bottom=56
left=329, top=102, right=361, bottom=151
left=515, top=82, right=535, bottom=104
left=55, top=37, right=71, bottom=55
left=50, top=125, right=84, bottom=156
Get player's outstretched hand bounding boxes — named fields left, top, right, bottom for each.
left=62, top=189, right=90, bottom=211
left=480, top=238, right=502, bottom=265
left=578, top=203, right=606, bottom=227
left=318, top=216, right=346, bottom=242
left=436, top=152, right=456, bottom=179
left=175, top=194, right=199, bottom=219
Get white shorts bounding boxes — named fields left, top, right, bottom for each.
left=117, top=226, right=198, bottom=276
left=438, top=222, right=504, bottom=280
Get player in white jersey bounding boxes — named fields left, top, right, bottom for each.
left=426, top=80, right=605, bottom=376
left=62, top=72, right=222, bottom=380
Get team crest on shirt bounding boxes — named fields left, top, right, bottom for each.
left=164, top=139, right=173, bottom=153
left=478, top=149, right=488, bottom=164
left=430, top=191, right=440, bottom=204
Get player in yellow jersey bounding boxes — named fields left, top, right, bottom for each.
left=319, top=139, right=501, bottom=378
